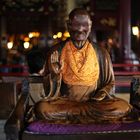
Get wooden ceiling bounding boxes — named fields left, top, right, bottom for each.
left=0, top=0, right=66, bottom=34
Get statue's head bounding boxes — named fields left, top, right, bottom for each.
left=67, top=8, right=92, bottom=43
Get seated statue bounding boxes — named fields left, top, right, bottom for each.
left=33, top=8, right=134, bottom=124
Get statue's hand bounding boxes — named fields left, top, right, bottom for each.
left=50, top=51, right=64, bottom=74
left=92, top=92, right=106, bottom=101
left=93, top=91, right=113, bottom=101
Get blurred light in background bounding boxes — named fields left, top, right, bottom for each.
left=28, top=32, right=40, bottom=38
left=63, top=31, right=70, bottom=38
left=108, top=38, right=113, bottom=44
left=7, top=42, right=13, bottom=49
left=24, top=37, right=30, bottom=42
left=24, top=42, right=30, bottom=49
left=57, top=32, right=62, bottom=38
left=53, top=34, right=57, bottom=39
left=132, top=26, right=139, bottom=36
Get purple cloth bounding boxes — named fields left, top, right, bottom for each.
left=26, top=121, right=140, bottom=134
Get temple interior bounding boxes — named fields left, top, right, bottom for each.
left=1, top=0, right=140, bottom=140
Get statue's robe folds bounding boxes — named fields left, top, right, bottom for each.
left=34, top=39, right=133, bottom=124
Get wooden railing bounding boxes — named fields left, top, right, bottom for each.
left=0, top=63, right=140, bottom=77
left=113, top=63, right=140, bottom=76
left=1, top=63, right=140, bottom=93
left=0, top=64, right=29, bottom=76
left=113, top=63, right=140, bottom=93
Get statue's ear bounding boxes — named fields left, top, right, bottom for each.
left=90, top=20, right=92, bottom=27
left=90, top=21, right=92, bottom=28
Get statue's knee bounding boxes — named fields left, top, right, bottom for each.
left=34, top=101, right=48, bottom=114
left=115, top=98, right=132, bottom=114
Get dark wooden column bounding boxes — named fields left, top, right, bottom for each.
left=119, top=0, right=131, bottom=61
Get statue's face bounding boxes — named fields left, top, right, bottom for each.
left=68, top=14, right=92, bottom=42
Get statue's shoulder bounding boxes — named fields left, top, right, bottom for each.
left=90, top=40, right=108, bottom=55
left=49, top=39, right=69, bottom=54
left=89, top=40, right=101, bottom=53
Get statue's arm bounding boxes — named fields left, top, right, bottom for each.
left=43, top=45, right=63, bottom=97
left=94, top=47, right=115, bottom=100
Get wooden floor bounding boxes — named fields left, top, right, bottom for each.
left=116, top=93, right=130, bottom=102
left=0, top=120, right=6, bottom=140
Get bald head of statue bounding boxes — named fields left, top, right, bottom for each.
left=67, top=8, right=92, bottom=48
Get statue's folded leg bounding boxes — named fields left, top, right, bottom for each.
left=91, top=97, right=134, bottom=122
left=34, top=97, right=134, bottom=124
